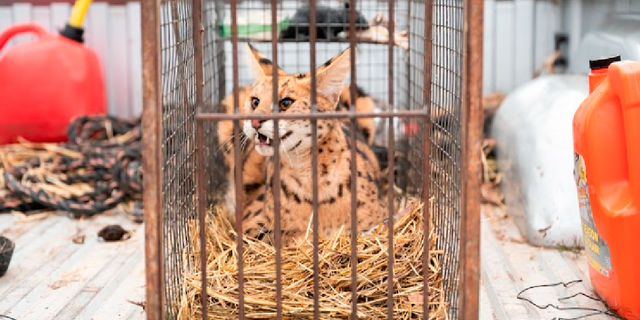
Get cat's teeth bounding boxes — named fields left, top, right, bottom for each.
left=266, top=137, right=271, bottom=144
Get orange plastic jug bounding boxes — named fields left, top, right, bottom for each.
left=573, top=56, right=640, bottom=320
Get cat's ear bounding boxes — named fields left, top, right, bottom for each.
left=245, top=43, right=285, bottom=80
left=316, top=47, right=354, bottom=102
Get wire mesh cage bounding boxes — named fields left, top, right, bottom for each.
left=142, top=0, right=483, bottom=319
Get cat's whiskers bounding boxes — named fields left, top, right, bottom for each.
left=216, top=135, right=234, bottom=153
left=281, top=139, right=294, bottom=166
left=240, top=134, right=248, bottom=151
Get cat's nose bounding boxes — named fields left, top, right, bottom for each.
left=251, top=119, right=264, bottom=129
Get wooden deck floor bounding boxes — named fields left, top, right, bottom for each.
left=0, top=202, right=624, bottom=320
left=0, top=210, right=146, bottom=320
left=479, top=204, right=620, bottom=320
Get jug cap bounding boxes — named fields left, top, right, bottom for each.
left=589, top=55, right=621, bottom=70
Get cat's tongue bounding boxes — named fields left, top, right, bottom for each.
left=258, top=133, right=271, bottom=146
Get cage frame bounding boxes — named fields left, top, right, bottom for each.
left=141, top=0, right=483, bottom=318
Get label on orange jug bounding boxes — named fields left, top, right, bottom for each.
left=574, top=153, right=612, bottom=278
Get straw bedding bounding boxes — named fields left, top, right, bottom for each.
left=177, top=198, right=448, bottom=319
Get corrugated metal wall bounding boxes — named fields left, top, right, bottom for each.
left=5, top=0, right=640, bottom=108
left=483, top=0, right=640, bottom=95
left=0, top=2, right=142, bottom=117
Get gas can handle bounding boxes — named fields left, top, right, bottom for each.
left=0, top=23, right=51, bottom=52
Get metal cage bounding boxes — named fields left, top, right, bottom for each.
left=141, top=0, right=482, bottom=318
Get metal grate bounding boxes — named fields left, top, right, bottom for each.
left=403, top=1, right=465, bottom=317
left=202, top=0, right=227, bottom=205
left=142, top=0, right=482, bottom=318
left=429, top=1, right=465, bottom=317
left=160, top=0, right=198, bottom=318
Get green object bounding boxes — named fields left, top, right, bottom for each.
left=218, top=17, right=290, bottom=38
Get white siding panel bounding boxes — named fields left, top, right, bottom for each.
left=494, top=1, right=515, bottom=93
left=49, top=3, right=70, bottom=32
left=566, top=0, right=582, bottom=63
left=86, top=3, right=110, bottom=112
left=514, top=0, right=534, bottom=87
left=533, top=0, right=561, bottom=72
left=10, top=3, right=31, bottom=45
left=106, top=6, right=130, bottom=116
left=629, top=0, right=640, bottom=11
left=32, top=6, right=50, bottom=33
left=0, top=8, right=13, bottom=56
left=616, top=0, right=632, bottom=11
left=481, top=0, right=640, bottom=95
left=483, top=0, right=496, bottom=94
left=127, top=2, right=142, bottom=117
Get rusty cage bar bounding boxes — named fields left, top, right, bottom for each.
left=142, top=0, right=483, bottom=318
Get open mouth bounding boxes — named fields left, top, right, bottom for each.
left=257, top=131, right=293, bottom=146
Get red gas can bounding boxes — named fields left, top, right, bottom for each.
left=0, top=23, right=106, bottom=144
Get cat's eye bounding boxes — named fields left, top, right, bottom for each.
left=251, top=97, right=260, bottom=108
left=279, top=98, right=294, bottom=110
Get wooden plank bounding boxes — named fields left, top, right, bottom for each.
left=480, top=203, right=619, bottom=319
left=0, top=232, right=101, bottom=315
left=481, top=220, right=536, bottom=319
left=0, top=213, right=17, bottom=232
left=106, top=5, right=130, bottom=116
left=532, top=252, right=596, bottom=319
left=0, top=216, right=67, bottom=264
left=55, top=230, right=144, bottom=319
left=537, top=250, right=608, bottom=313
left=479, top=278, right=497, bottom=320
left=86, top=256, right=146, bottom=320
left=0, top=217, right=74, bottom=301
left=6, top=243, right=122, bottom=319
left=127, top=307, right=147, bottom=320
left=494, top=1, right=515, bottom=93
left=0, top=213, right=144, bottom=320
left=480, top=267, right=510, bottom=320
left=0, top=213, right=58, bottom=235
left=127, top=1, right=143, bottom=117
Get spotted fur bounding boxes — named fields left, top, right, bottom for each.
left=217, top=44, right=388, bottom=247
left=217, top=86, right=268, bottom=212
left=218, top=49, right=379, bottom=213
left=337, top=84, right=377, bottom=145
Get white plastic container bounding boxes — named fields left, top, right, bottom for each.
left=491, top=75, right=588, bottom=247
left=490, top=13, right=640, bottom=248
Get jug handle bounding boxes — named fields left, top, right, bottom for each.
left=0, top=23, right=51, bottom=52
left=611, top=62, right=640, bottom=194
